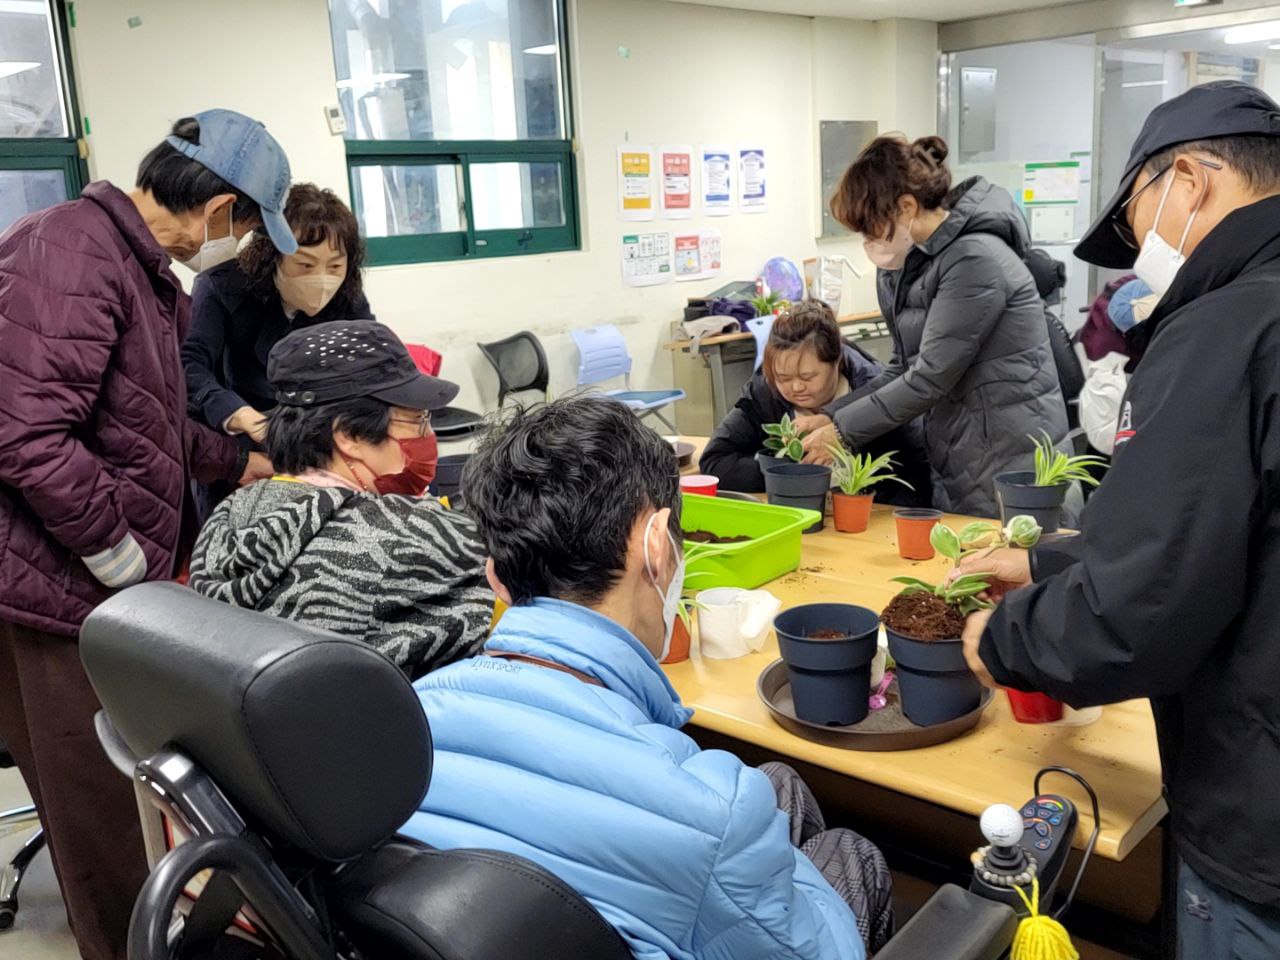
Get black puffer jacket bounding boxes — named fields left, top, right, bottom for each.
left=699, top=344, right=931, bottom=502
left=832, top=177, right=1069, bottom=516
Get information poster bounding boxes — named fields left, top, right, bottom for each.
left=1021, top=161, right=1080, bottom=205
left=701, top=145, right=734, bottom=216
left=673, top=229, right=723, bottom=282
left=621, top=231, right=671, bottom=286
left=739, top=147, right=767, bottom=213
left=617, top=146, right=655, bottom=221
left=660, top=145, right=693, bottom=219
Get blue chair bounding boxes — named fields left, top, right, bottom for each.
left=746, top=315, right=774, bottom=371
left=570, top=325, right=686, bottom=433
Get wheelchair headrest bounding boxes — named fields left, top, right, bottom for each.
left=80, top=582, right=432, bottom=862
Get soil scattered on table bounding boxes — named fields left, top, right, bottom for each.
left=684, top=530, right=751, bottom=544
left=881, top=592, right=965, bottom=641
left=807, top=628, right=850, bottom=640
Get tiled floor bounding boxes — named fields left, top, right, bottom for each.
left=0, top=768, right=77, bottom=959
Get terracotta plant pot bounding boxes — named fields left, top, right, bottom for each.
left=894, top=508, right=942, bottom=560
left=832, top=492, right=874, bottom=533
left=662, top=616, right=691, bottom=664
left=774, top=603, right=880, bottom=726
left=1006, top=689, right=1064, bottom=724
left=994, top=471, right=1067, bottom=532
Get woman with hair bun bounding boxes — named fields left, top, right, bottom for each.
left=801, top=134, right=1070, bottom=517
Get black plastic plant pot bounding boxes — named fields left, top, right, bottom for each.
left=994, top=471, right=1067, bottom=532
left=429, top=453, right=471, bottom=500
left=764, top=463, right=831, bottom=533
left=756, top=451, right=786, bottom=474
left=775, top=603, right=879, bottom=726
left=885, top=627, right=983, bottom=727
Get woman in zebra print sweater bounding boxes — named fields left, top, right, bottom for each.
left=190, top=321, right=492, bottom=679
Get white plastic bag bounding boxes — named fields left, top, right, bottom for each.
left=1078, top=352, right=1129, bottom=455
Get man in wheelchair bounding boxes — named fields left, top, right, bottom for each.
left=401, top=395, right=890, bottom=960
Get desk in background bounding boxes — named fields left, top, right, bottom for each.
left=666, top=312, right=893, bottom=436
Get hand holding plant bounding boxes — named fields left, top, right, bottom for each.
left=762, top=413, right=807, bottom=462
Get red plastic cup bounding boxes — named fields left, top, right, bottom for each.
left=1007, top=689, right=1065, bottom=723
left=680, top=475, right=719, bottom=497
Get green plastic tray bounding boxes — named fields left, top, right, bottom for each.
left=681, top=494, right=821, bottom=590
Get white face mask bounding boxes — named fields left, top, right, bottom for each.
left=1133, top=172, right=1203, bottom=298
left=643, top=512, right=685, bottom=662
left=863, top=217, right=915, bottom=272
left=181, top=216, right=238, bottom=273
left=275, top=268, right=343, bottom=317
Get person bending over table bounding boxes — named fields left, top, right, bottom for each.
left=401, top=395, right=893, bottom=960
left=957, top=82, right=1280, bottom=959
left=800, top=135, right=1070, bottom=518
left=700, top=298, right=930, bottom=499
left=190, top=320, right=491, bottom=680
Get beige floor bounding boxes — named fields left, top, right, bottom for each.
left=0, top=767, right=76, bottom=959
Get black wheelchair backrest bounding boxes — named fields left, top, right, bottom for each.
left=80, top=582, right=431, bottom=863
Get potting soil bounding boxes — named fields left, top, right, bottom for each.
left=806, top=629, right=850, bottom=640
left=881, top=593, right=965, bottom=641
left=684, top=530, right=752, bottom=544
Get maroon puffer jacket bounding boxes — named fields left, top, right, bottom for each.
left=0, top=181, right=241, bottom=636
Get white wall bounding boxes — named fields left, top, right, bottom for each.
left=68, top=0, right=938, bottom=414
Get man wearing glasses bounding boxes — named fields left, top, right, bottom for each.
left=956, top=80, right=1280, bottom=957
left=189, top=320, right=494, bottom=680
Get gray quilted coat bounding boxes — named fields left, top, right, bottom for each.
left=832, top=177, right=1069, bottom=517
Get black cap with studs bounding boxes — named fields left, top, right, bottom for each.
left=268, top=320, right=459, bottom=411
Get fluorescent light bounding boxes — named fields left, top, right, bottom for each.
left=1224, top=21, right=1280, bottom=45
left=335, top=72, right=410, bottom=89
left=0, top=61, right=40, bottom=81
left=1271, top=43, right=1280, bottom=50
left=1122, top=79, right=1168, bottom=88
left=523, top=44, right=557, bottom=55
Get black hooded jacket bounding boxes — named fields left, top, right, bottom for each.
left=979, top=194, right=1280, bottom=905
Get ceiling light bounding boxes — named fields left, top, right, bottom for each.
left=0, top=61, right=40, bottom=81
left=1122, top=79, right=1168, bottom=88
left=523, top=44, right=557, bottom=55
left=335, top=72, right=410, bottom=89
left=1224, top=21, right=1280, bottom=45
left=1271, top=43, right=1280, bottom=50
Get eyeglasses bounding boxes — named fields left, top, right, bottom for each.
left=1110, top=158, right=1223, bottom=251
left=389, top=411, right=432, bottom=436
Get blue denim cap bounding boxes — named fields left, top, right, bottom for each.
left=165, top=108, right=296, bottom=254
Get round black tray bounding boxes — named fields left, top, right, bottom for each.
left=757, top=658, right=993, bottom=751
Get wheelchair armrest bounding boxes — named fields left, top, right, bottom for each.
left=874, top=884, right=1017, bottom=960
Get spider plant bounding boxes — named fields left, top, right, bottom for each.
left=828, top=446, right=913, bottom=497
left=762, top=413, right=806, bottom=462
left=1030, top=431, right=1108, bottom=488
left=750, top=291, right=790, bottom=317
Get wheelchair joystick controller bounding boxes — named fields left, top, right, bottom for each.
left=970, top=793, right=1078, bottom=913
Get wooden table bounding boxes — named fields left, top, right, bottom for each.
left=668, top=439, right=1166, bottom=865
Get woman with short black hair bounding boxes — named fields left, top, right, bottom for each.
left=183, top=182, right=373, bottom=444
left=190, top=320, right=493, bottom=680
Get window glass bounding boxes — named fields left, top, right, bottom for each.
left=469, top=160, right=564, bottom=230
left=0, top=167, right=67, bottom=233
left=351, top=163, right=464, bottom=237
left=0, top=0, right=68, bottom=137
left=328, top=0, right=565, bottom=141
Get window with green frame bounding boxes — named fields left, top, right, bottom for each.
left=327, top=0, right=578, bottom=266
left=0, top=0, right=87, bottom=235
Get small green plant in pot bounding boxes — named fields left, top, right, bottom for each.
left=666, top=551, right=716, bottom=664
left=994, top=432, right=1108, bottom=532
left=760, top=414, right=830, bottom=533
left=880, top=517, right=1040, bottom=726
left=750, top=291, right=790, bottom=318
left=828, top=446, right=912, bottom=534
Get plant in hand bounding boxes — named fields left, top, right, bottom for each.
left=930, top=515, right=1042, bottom=562
left=762, top=413, right=807, bottom=462
left=828, top=446, right=913, bottom=497
left=1031, top=431, right=1108, bottom=488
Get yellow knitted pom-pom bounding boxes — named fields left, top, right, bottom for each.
left=1010, top=877, right=1080, bottom=960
